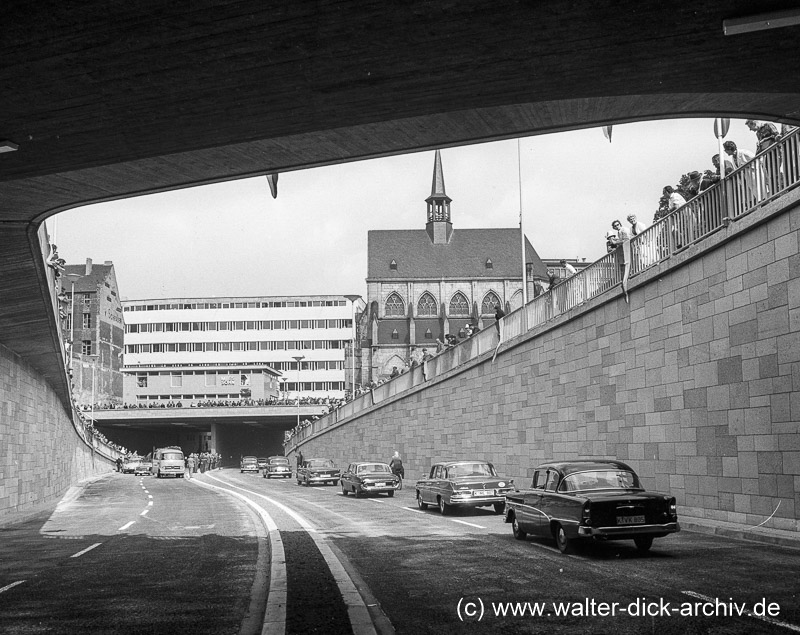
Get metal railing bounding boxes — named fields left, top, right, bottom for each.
left=283, top=129, right=800, bottom=449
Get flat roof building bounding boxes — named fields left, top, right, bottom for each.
left=122, top=295, right=364, bottom=405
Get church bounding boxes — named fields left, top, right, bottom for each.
left=361, top=150, right=548, bottom=383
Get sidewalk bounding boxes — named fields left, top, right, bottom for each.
left=681, top=515, right=800, bottom=549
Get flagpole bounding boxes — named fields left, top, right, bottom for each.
left=517, top=139, right=528, bottom=308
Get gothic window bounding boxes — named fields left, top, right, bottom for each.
left=417, top=292, right=438, bottom=317
left=510, top=290, right=523, bottom=311
left=449, top=292, right=470, bottom=317
left=385, top=293, right=405, bottom=317
left=485, top=258, right=493, bottom=269
left=481, top=291, right=502, bottom=315
left=391, top=329, right=399, bottom=340
left=424, top=328, right=433, bottom=339
left=389, top=260, right=397, bottom=270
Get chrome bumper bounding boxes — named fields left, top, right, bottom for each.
left=578, top=522, right=680, bottom=537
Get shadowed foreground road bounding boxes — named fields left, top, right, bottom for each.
left=1, top=470, right=798, bottom=634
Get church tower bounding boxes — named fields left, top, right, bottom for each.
left=425, top=149, right=453, bottom=244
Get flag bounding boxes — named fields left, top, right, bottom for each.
left=602, top=126, right=613, bottom=143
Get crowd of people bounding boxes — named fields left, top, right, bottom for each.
left=81, top=395, right=348, bottom=411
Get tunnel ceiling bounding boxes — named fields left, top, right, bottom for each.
left=3, top=0, right=800, bottom=222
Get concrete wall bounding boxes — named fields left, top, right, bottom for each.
left=292, top=195, right=800, bottom=533
left=0, top=341, right=112, bottom=524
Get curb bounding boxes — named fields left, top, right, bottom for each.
left=681, top=518, right=800, bottom=550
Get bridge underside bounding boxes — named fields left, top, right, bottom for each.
left=3, top=1, right=800, bottom=400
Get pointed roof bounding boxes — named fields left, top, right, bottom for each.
left=427, top=150, right=450, bottom=202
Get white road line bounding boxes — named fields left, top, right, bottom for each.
left=403, top=506, right=426, bottom=514
left=71, top=542, right=102, bottom=558
left=449, top=519, right=487, bottom=529
left=682, top=590, right=800, bottom=633
left=147, top=494, right=153, bottom=499
left=189, top=478, right=286, bottom=635
left=118, top=521, right=135, bottom=531
left=140, top=509, right=149, bottom=516
left=206, top=473, right=379, bottom=635
left=148, top=501, right=153, bottom=506
left=0, top=580, right=26, bottom=594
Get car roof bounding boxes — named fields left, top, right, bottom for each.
left=350, top=461, right=388, bottom=466
left=534, top=460, right=634, bottom=475
left=433, top=460, right=494, bottom=466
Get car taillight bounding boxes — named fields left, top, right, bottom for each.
left=669, top=498, right=677, bottom=518
left=582, top=501, right=591, bottom=524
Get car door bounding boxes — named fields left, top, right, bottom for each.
left=535, top=469, right=561, bottom=534
left=517, top=469, right=545, bottom=534
left=421, top=465, right=439, bottom=504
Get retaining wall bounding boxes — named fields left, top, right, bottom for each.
left=291, top=193, right=800, bottom=533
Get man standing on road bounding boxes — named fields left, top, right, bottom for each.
left=185, top=454, right=195, bottom=479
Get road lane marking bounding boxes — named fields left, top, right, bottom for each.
left=71, top=543, right=102, bottom=558
left=147, top=494, right=153, bottom=499
left=449, top=519, right=487, bottom=529
left=682, top=590, right=800, bottom=632
left=0, top=580, right=26, bottom=594
left=403, top=507, right=426, bottom=514
left=205, top=474, right=380, bottom=635
left=118, top=521, right=135, bottom=531
left=189, top=478, right=285, bottom=635
left=148, top=501, right=153, bottom=506
left=140, top=509, right=149, bottom=516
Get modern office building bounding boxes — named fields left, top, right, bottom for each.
left=62, top=258, right=126, bottom=406
left=121, top=295, right=364, bottom=404
left=362, top=150, right=548, bottom=382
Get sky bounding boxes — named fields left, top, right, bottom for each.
left=52, top=118, right=759, bottom=302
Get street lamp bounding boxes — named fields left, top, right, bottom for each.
left=292, top=355, right=305, bottom=431
left=64, top=272, right=83, bottom=370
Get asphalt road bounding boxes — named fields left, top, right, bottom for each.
left=1, top=470, right=798, bottom=634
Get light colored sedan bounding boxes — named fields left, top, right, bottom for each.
left=340, top=462, right=400, bottom=497
left=415, top=460, right=514, bottom=515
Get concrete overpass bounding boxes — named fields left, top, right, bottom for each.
left=3, top=1, right=800, bottom=521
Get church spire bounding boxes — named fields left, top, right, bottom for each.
left=425, top=150, right=453, bottom=244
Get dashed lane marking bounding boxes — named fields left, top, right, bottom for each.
left=140, top=509, right=149, bottom=516
left=449, top=519, right=487, bottom=529
left=71, top=543, right=102, bottom=558
left=118, top=521, right=135, bottom=531
left=0, top=580, right=26, bottom=594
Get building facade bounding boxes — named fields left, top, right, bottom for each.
left=63, top=259, right=125, bottom=406
left=121, top=295, right=364, bottom=404
left=362, top=150, right=549, bottom=382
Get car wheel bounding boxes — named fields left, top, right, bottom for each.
left=555, top=523, right=571, bottom=554
left=438, top=497, right=449, bottom=515
left=341, top=483, right=348, bottom=496
left=355, top=488, right=362, bottom=498
left=387, top=490, right=394, bottom=498
left=297, top=478, right=302, bottom=485
left=634, top=535, right=654, bottom=552
left=417, top=493, right=428, bottom=510
left=512, top=515, right=527, bottom=540
left=493, top=502, right=505, bottom=514
left=156, top=471, right=161, bottom=479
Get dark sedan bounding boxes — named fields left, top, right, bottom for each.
left=340, top=462, right=400, bottom=497
left=415, top=460, right=514, bottom=514
left=504, top=460, right=679, bottom=554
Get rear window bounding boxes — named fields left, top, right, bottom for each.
left=307, top=459, right=335, bottom=468
left=270, top=458, right=289, bottom=465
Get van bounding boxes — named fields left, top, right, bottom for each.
left=151, top=446, right=185, bottom=478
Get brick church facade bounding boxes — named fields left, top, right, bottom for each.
left=361, top=150, right=548, bottom=383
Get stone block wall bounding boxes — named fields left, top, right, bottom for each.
left=0, top=342, right=112, bottom=524
left=292, top=197, right=800, bottom=533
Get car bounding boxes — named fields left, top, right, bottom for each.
left=297, top=458, right=340, bottom=486
left=504, top=460, right=680, bottom=554
left=257, top=457, right=269, bottom=470
left=339, top=461, right=400, bottom=497
left=415, top=460, right=514, bottom=515
left=240, top=456, right=259, bottom=473
left=151, top=446, right=185, bottom=478
left=264, top=456, right=292, bottom=479
left=121, top=457, right=141, bottom=474
left=134, top=461, right=152, bottom=476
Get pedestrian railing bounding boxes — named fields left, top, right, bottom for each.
left=284, top=127, right=799, bottom=450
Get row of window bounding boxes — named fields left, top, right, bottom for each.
left=125, top=340, right=347, bottom=354
left=125, top=319, right=352, bottom=333
left=133, top=362, right=341, bottom=379
left=124, top=300, right=349, bottom=311
left=385, top=291, right=505, bottom=318
left=133, top=381, right=345, bottom=399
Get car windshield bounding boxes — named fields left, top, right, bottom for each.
left=270, top=458, right=289, bottom=465
left=559, top=470, right=641, bottom=492
left=446, top=463, right=497, bottom=478
left=307, top=459, right=335, bottom=468
left=357, top=463, right=390, bottom=474
left=162, top=452, right=183, bottom=461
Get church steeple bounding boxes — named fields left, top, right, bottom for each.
left=425, top=150, right=453, bottom=244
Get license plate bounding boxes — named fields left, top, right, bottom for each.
left=473, top=489, right=493, bottom=496
left=617, top=515, right=645, bottom=525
